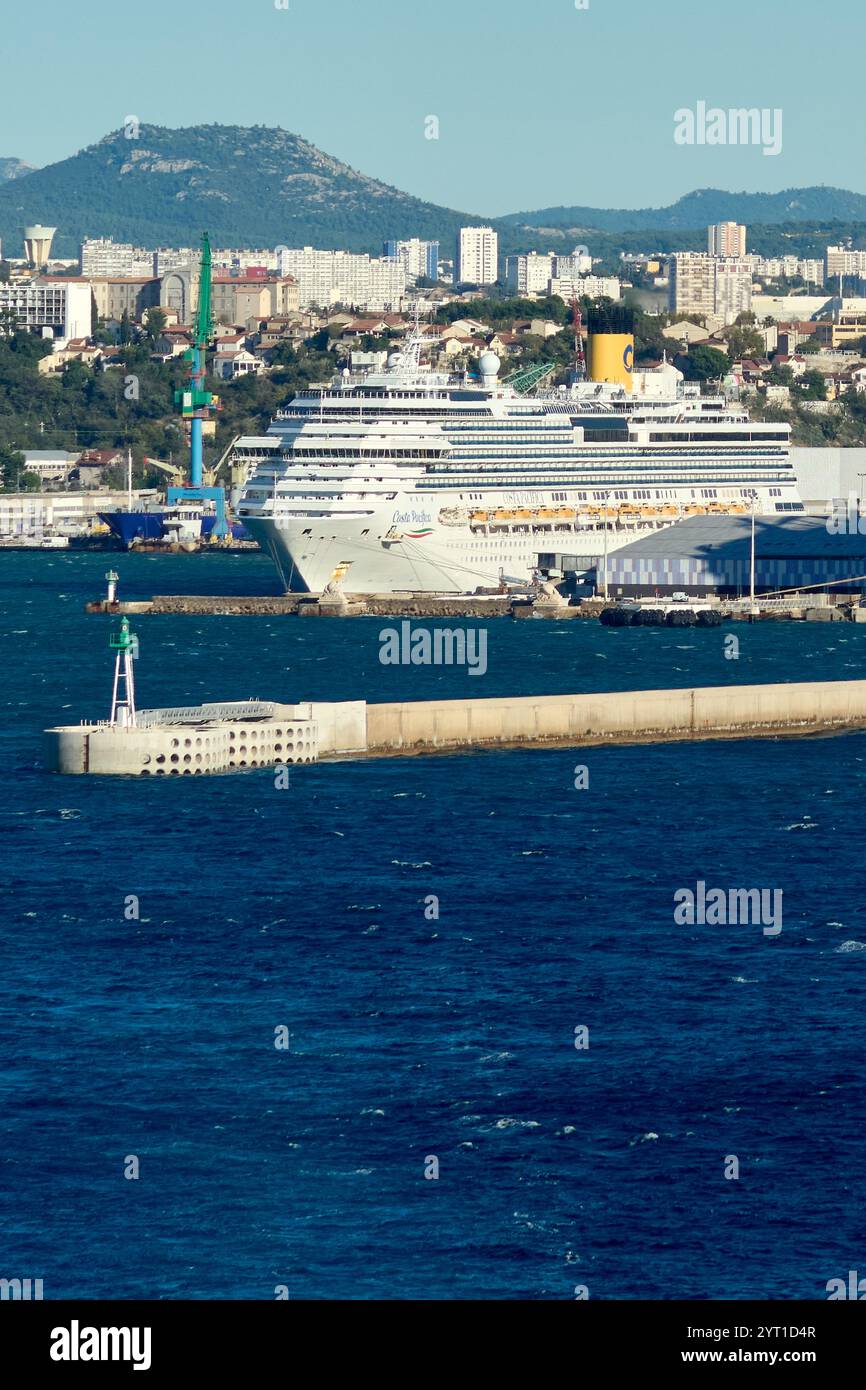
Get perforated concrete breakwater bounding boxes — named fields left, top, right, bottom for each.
left=45, top=680, right=866, bottom=775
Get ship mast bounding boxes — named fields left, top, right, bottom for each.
left=571, top=294, right=586, bottom=382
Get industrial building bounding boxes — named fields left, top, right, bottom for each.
left=598, top=516, right=866, bottom=598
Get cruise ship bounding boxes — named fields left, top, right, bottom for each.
left=236, top=321, right=803, bottom=594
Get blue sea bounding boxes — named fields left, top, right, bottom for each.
left=1, top=550, right=865, bottom=1300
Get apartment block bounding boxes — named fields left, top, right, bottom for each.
left=274, top=247, right=405, bottom=311
left=708, top=221, right=747, bottom=256
left=825, top=245, right=866, bottom=280
left=456, top=226, right=499, bottom=286
left=383, top=239, right=439, bottom=282
left=670, top=253, right=750, bottom=323
left=81, top=238, right=153, bottom=277
left=504, top=252, right=554, bottom=295
left=548, top=274, right=622, bottom=303
left=0, top=277, right=92, bottom=339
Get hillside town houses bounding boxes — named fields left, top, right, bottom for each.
left=2, top=219, right=866, bottom=421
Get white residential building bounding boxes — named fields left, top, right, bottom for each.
left=456, top=226, right=499, bottom=285
left=0, top=277, right=92, bottom=340
left=825, top=245, right=866, bottom=279
left=548, top=274, right=622, bottom=303
left=753, top=254, right=824, bottom=283
left=213, top=346, right=265, bottom=380
left=708, top=221, right=747, bottom=256
left=274, top=247, right=405, bottom=311
left=154, top=247, right=198, bottom=275
left=553, top=248, right=593, bottom=278
left=383, top=239, right=439, bottom=281
left=81, top=238, right=153, bottom=277
left=505, top=252, right=554, bottom=295
left=713, top=258, right=753, bottom=323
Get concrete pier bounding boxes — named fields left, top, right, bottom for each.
left=46, top=680, right=866, bottom=774
left=363, top=679, right=866, bottom=756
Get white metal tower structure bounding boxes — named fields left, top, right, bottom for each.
left=109, top=617, right=138, bottom=727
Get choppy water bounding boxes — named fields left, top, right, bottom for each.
left=1, top=551, right=865, bottom=1299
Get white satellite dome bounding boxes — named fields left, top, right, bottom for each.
left=387, top=351, right=403, bottom=368
left=478, top=351, right=501, bottom=376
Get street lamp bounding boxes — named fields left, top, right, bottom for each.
left=749, top=489, right=758, bottom=613
left=601, top=489, right=614, bottom=599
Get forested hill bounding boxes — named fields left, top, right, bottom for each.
left=502, top=187, right=866, bottom=233
left=0, top=124, right=491, bottom=258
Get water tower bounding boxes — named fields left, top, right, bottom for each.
left=23, top=225, right=57, bottom=270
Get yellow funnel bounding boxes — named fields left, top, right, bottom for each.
left=588, top=332, right=634, bottom=391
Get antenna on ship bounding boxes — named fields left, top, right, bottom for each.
left=109, top=617, right=138, bottom=728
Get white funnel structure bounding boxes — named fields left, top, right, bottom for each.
left=23, top=225, right=56, bottom=269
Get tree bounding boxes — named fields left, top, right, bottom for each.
left=725, top=324, right=765, bottom=360
left=683, top=345, right=728, bottom=381
left=143, top=308, right=168, bottom=344
left=0, top=446, right=26, bottom=491
left=794, top=369, right=828, bottom=401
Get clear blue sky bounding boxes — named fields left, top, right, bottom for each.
left=2, top=0, right=861, bottom=214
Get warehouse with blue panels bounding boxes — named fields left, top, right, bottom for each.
left=603, top=516, right=866, bottom=597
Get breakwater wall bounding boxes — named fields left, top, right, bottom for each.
left=46, top=682, right=866, bottom=776
left=363, top=679, right=866, bottom=756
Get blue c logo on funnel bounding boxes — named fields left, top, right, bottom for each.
left=623, top=343, right=634, bottom=372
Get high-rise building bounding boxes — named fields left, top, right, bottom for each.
left=456, top=226, right=499, bottom=285
left=504, top=252, right=554, bottom=295
left=708, top=222, right=747, bottom=257
left=274, top=247, right=405, bottom=310
left=670, top=253, right=751, bottom=322
left=670, top=253, right=716, bottom=317
left=713, top=259, right=753, bottom=323
left=383, top=239, right=439, bottom=282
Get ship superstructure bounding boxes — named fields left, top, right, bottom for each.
left=237, top=322, right=802, bottom=593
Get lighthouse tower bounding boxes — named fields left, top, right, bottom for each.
left=109, top=618, right=138, bottom=727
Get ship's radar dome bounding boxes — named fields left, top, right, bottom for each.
left=388, top=352, right=403, bottom=368
left=478, top=351, right=500, bottom=377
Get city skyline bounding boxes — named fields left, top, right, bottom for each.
left=1, top=0, right=864, bottom=217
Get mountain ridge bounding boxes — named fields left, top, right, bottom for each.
left=0, top=157, right=36, bottom=184
left=0, top=123, right=490, bottom=259
left=501, top=186, right=866, bottom=233
left=0, top=125, right=865, bottom=263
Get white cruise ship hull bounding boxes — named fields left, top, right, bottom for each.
left=245, top=501, right=660, bottom=594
